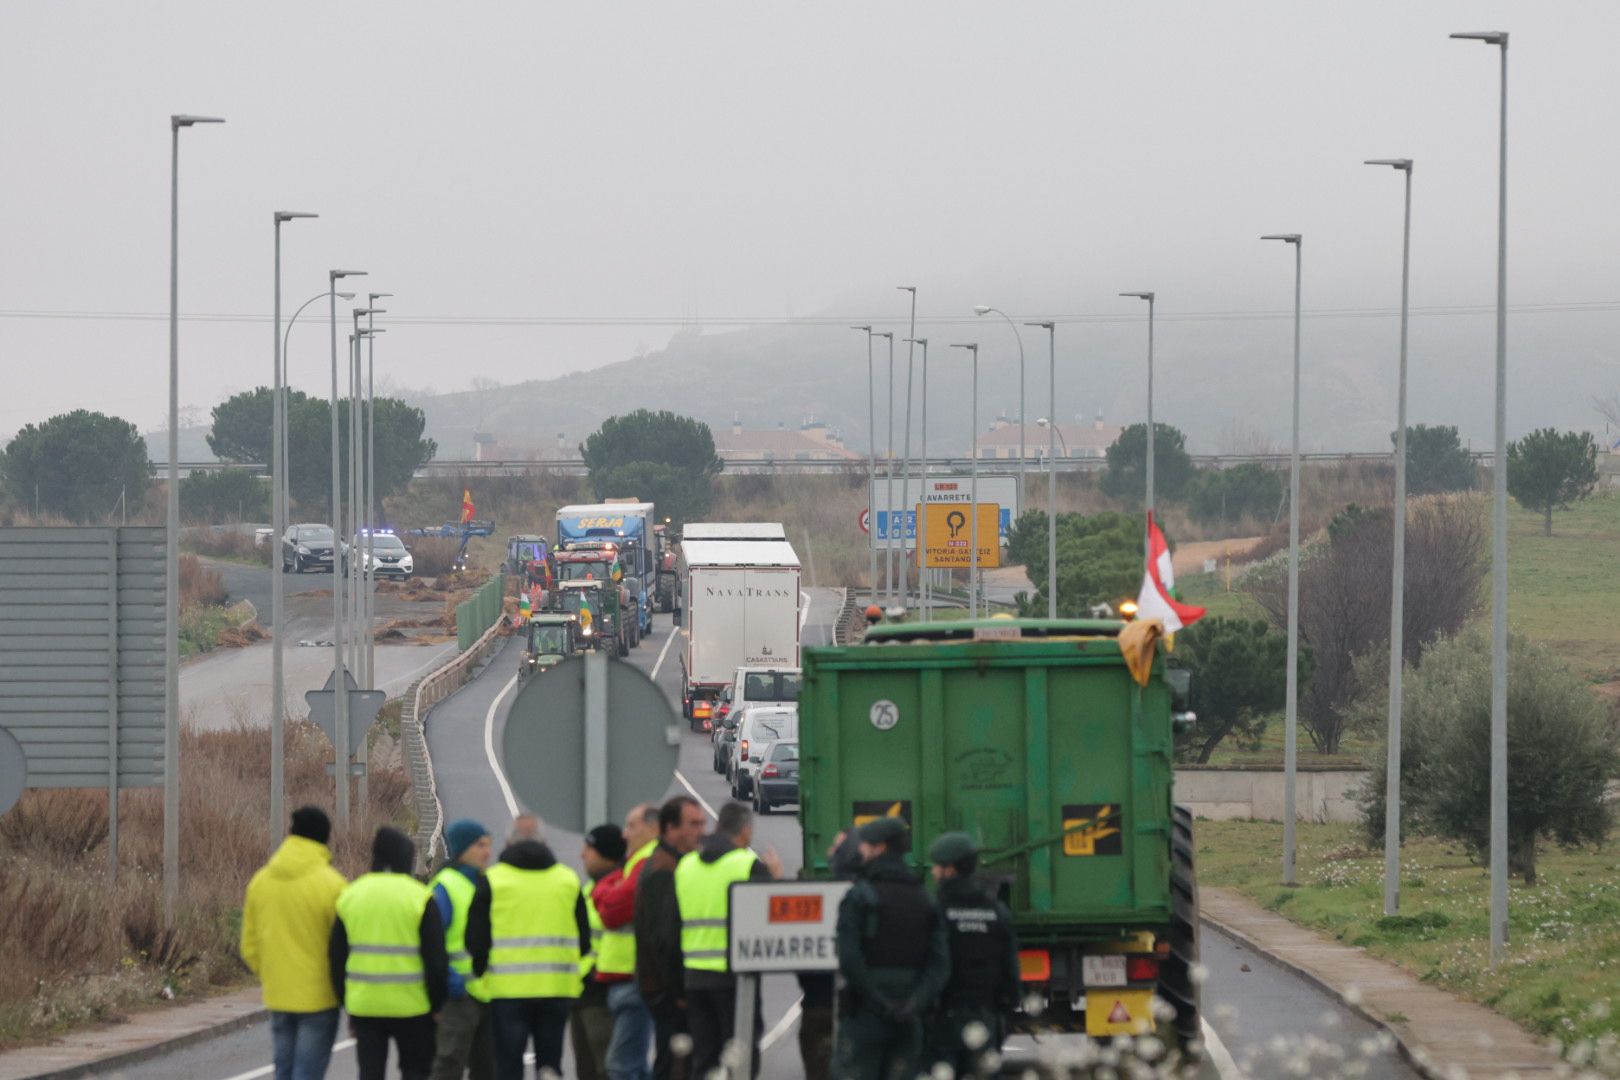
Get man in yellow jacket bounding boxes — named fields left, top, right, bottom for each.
left=241, top=806, right=348, bottom=1080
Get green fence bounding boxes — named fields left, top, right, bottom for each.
left=456, top=573, right=506, bottom=650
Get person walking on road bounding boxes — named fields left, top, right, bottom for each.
left=242, top=806, right=348, bottom=1080
left=589, top=803, right=659, bottom=1080
left=575, top=824, right=626, bottom=1080
left=672, top=802, right=781, bottom=1077
left=833, top=817, right=949, bottom=1080
left=635, top=796, right=706, bottom=1080
left=329, top=827, right=449, bottom=1080
left=429, top=820, right=496, bottom=1080
left=466, top=814, right=591, bottom=1080
left=922, top=832, right=1020, bottom=1077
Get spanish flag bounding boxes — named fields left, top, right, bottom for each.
left=460, top=489, right=475, bottom=524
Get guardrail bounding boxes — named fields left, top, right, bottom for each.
left=400, top=614, right=510, bottom=870
left=456, top=574, right=506, bottom=650
left=834, top=588, right=861, bottom=646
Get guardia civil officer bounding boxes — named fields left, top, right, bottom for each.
left=832, top=817, right=949, bottom=1080
left=923, top=832, right=1020, bottom=1077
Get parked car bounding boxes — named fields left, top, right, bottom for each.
left=753, top=740, right=799, bottom=815
left=341, top=530, right=415, bottom=580
left=729, top=703, right=798, bottom=800
left=283, top=524, right=336, bottom=573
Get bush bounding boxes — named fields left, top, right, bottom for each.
left=180, top=470, right=269, bottom=525
left=1185, top=463, right=1284, bottom=526
left=1010, top=510, right=1141, bottom=616
left=1402, top=424, right=1478, bottom=496
left=180, top=527, right=271, bottom=565
left=409, top=537, right=462, bottom=578
left=1358, top=630, right=1620, bottom=884
left=1100, top=423, right=1192, bottom=504
left=1174, top=617, right=1294, bottom=763
left=177, top=553, right=226, bottom=611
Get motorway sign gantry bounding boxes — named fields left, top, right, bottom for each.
left=870, top=473, right=1018, bottom=544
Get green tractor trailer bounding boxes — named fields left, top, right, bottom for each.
left=798, top=617, right=1199, bottom=1050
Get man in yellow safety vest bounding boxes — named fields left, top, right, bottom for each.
left=429, top=819, right=494, bottom=1080
left=672, top=802, right=782, bottom=1077
left=329, top=827, right=449, bottom=1080
left=466, top=815, right=592, bottom=1080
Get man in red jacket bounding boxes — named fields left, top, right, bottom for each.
left=589, top=803, right=660, bottom=1079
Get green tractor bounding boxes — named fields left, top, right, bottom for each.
left=520, top=613, right=579, bottom=679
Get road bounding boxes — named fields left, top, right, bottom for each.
left=121, top=586, right=1418, bottom=1079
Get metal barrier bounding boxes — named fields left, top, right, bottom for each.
left=456, top=573, right=506, bottom=650
left=833, top=588, right=860, bottom=646
left=401, top=613, right=509, bottom=871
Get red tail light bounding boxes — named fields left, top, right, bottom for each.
left=1127, top=956, right=1160, bottom=982
left=740, top=739, right=749, bottom=762
left=761, top=764, right=779, bottom=778
left=702, top=720, right=713, bottom=732
left=1018, top=949, right=1051, bottom=982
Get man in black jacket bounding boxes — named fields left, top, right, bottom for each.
left=923, top=832, right=1020, bottom=1076
left=634, top=796, right=706, bottom=1080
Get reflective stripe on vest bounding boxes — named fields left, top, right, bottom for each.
left=595, top=842, right=654, bottom=977
left=582, top=878, right=603, bottom=978
left=674, top=847, right=756, bottom=973
left=431, top=865, right=488, bottom=1003
left=485, top=861, right=583, bottom=1000
left=335, top=873, right=432, bottom=1018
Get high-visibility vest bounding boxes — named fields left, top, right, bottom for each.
left=335, top=872, right=432, bottom=1018
left=484, top=862, right=583, bottom=999
left=431, top=865, right=488, bottom=1003
left=582, top=878, right=603, bottom=978
left=595, top=841, right=655, bottom=978
left=674, top=847, right=757, bottom=974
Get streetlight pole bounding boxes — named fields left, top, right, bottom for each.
left=350, top=308, right=385, bottom=694
left=905, top=338, right=929, bottom=619
left=1120, top=293, right=1157, bottom=543
left=898, top=287, right=917, bottom=611
left=282, top=289, right=355, bottom=549
left=1026, top=322, right=1057, bottom=618
left=1452, top=28, right=1510, bottom=966
left=852, top=326, right=878, bottom=600
left=951, top=344, right=981, bottom=617
left=874, top=331, right=896, bottom=606
left=1262, top=233, right=1303, bottom=886
left=165, top=113, right=222, bottom=921
left=364, top=294, right=391, bottom=691
left=328, top=269, right=365, bottom=830
left=271, top=211, right=316, bottom=846
left=975, top=306, right=1027, bottom=512
left=1366, top=158, right=1414, bottom=915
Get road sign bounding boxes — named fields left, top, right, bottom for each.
left=306, top=669, right=386, bottom=759
left=922, top=503, right=1002, bottom=568
left=870, top=474, right=1017, bottom=543
left=503, top=650, right=681, bottom=833
left=858, top=508, right=870, bottom=534
left=0, top=727, right=25, bottom=816
left=728, top=880, right=853, bottom=974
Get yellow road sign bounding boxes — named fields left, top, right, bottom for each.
left=920, top=503, right=1001, bottom=569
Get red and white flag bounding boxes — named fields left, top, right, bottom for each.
left=1135, top=512, right=1206, bottom=633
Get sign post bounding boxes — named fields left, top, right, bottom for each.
left=921, top=503, right=1001, bottom=569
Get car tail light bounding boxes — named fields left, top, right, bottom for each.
left=1018, top=949, right=1051, bottom=982
left=761, top=764, right=779, bottom=778
left=694, top=704, right=712, bottom=719
left=740, top=739, right=749, bottom=762
left=1127, top=956, right=1160, bottom=982
left=702, top=720, right=712, bottom=733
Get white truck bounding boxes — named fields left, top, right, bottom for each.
left=676, top=536, right=801, bottom=732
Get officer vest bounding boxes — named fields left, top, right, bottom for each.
left=431, top=865, right=488, bottom=1003
left=335, top=872, right=432, bottom=1018
left=939, top=879, right=1012, bottom=1004
left=862, top=878, right=934, bottom=969
left=583, top=878, right=603, bottom=978
left=596, top=841, right=656, bottom=977
left=675, top=847, right=757, bottom=973
left=484, top=861, right=583, bottom=999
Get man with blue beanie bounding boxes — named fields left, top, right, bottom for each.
left=431, top=820, right=494, bottom=1080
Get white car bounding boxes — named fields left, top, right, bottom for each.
left=730, top=667, right=802, bottom=714
left=342, top=531, right=415, bottom=580
left=728, top=703, right=798, bottom=800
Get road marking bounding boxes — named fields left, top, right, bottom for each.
left=219, top=1038, right=357, bottom=1080
left=380, top=642, right=460, bottom=694
left=650, top=623, right=678, bottom=681
left=760, top=998, right=803, bottom=1051
left=675, top=769, right=719, bottom=820
left=1202, top=1018, right=1242, bottom=1079
left=484, top=672, right=521, bottom=818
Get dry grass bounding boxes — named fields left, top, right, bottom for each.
left=180, top=527, right=272, bottom=566
left=408, top=536, right=462, bottom=578
left=0, top=721, right=411, bottom=1048
left=177, top=553, right=226, bottom=611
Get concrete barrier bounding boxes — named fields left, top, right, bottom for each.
left=1174, top=766, right=1371, bottom=823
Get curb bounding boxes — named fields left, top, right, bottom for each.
left=1200, top=912, right=1442, bottom=1080
left=3, top=1002, right=268, bottom=1080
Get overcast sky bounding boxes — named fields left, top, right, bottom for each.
left=3, top=2, right=1618, bottom=447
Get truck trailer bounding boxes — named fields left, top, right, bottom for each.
left=555, top=501, right=656, bottom=637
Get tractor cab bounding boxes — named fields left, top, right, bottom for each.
left=506, top=535, right=550, bottom=589
left=522, top=613, right=578, bottom=677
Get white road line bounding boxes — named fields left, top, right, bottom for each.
left=219, top=1038, right=357, bottom=1080
left=675, top=769, right=719, bottom=820
left=1202, top=1018, right=1243, bottom=1079
left=483, top=672, right=521, bottom=818
left=760, top=998, right=803, bottom=1051
left=650, top=623, right=678, bottom=681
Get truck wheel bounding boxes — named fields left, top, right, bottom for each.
left=1159, top=804, right=1202, bottom=1057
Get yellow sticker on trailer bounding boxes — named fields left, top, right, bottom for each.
left=1084, top=988, right=1154, bottom=1037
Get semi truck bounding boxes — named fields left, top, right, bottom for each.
left=676, top=535, right=801, bottom=732
left=797, top=617, right=1201, bottom=1057
left=555, top=501, right=656, bottom=637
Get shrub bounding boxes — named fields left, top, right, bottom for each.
left=409, top=537, right=462, bottom=578
left=179, top=470, right=269, bottom=525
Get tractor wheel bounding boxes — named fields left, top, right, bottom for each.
left=1159, top=804, right=1202, bottom=1058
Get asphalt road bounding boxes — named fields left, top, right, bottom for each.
left=118, top=588, right=1418, bottom=1079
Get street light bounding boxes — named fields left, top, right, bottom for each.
left=1366, top=157, right=1414, bottom=916
left=164, top=113, right=223, bottom=920
left=975, top=306, right=1027, bottom=511
left=363, top=294, right=392, bottom=692
left=950, top=343, right=981, bottom=618
left=1452, top=27, right=1510, bottom=967
left=350, top=308, right=385, bottom=693
left=1027, top=323, right=1058, bottom=619
left=282, top=290, right=354, bottom=536
left=898, top=287, right=918, bottom=611
left=270, top=211, right=317, bottom=847
left=874, top=330, right=896, bottom=605
left=328, top=269, right=366, bottom=829
left=905, top=337, right=929, bottom=619
left=1262, top=233, right=1303, bottom=886
left=851, top=325, right=878, bottom=598
left=1119, top=292, right=1157, bottom=545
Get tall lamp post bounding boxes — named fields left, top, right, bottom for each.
left=975, top=306, right=1027, bottom=511
left=165, top=113, right=223, bottom=920
left=270, top=211, right=317, bottom=846
left=364, top=294, right=392, bottom=690
left=282, top=289, right=355, bottom=548
left=328, top=269, right=366, bottom=829
left=1027, top=319, right=1057, bottom=618
left=851, top=325, right=878, bottom=599
left=898, top=287, right=917, bottom=610
left=1366, top=157, right=1414, bottom=915
left=874, top=331, right=896, bottom=605
left=1452, top=28, right=1510, bottom=966
left=349, top=308, right=385, bottom=694
left=1262, top=233, right=1303, bottom=886
left=950, top=343, right=981, bottom=617
left=1119, top=293, right=1157, bottom=543
left=904, top=338, right=929, bottom=618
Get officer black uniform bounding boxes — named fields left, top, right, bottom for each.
left=832, top=817, right=950, bottom=1080
left=925, top=831, right=1020, bottom=1077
